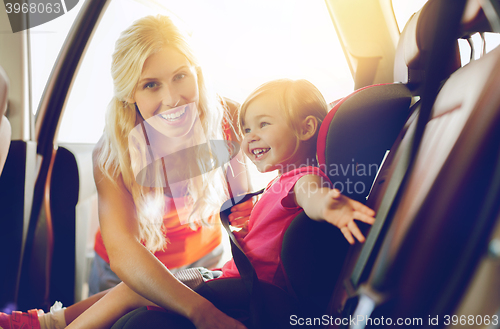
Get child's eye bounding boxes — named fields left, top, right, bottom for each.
left=244, top=128, right=251, bottom=134
left=143, top=82, right=158, bottom=89
left=260, top=122, right=269, bottom=128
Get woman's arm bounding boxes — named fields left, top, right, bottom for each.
left=293, top=174, right=376, bottom=244
left=67, top=282, right=245, bottom=329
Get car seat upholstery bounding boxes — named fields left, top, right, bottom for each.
left=350, top=37, right=500, bottom=327
left=393, top=0, right=461, bottom=92
left=317, top=83, right=412, bottom=204
left=326, top=0, right=469, bottom=321
left=329, top=0, right=500, bottom=324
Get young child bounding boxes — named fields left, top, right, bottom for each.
left=219, top=79, right=375, bottom=290
left=0, top=79, right=375, bottom=329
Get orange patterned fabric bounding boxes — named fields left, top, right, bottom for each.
left=94, top=119, right=232, bottom=268
left=94, top=195, right=222, bottom=269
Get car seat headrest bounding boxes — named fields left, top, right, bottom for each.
left=317, top=83, right=412, bottom=203
left=393, top=0, right=461, bottom=90
left=461, top=0, right=494, bottom=35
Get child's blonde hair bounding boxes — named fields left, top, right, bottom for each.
left=97, top=15, right=229, bottom=252
left=239, top=79, right=328, bottom=155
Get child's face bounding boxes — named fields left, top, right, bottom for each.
left=130, top=47, right=199, bottom=138
left=241, top=94, right=302, bottom=173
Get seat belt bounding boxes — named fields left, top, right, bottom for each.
left=345, top=0, right=467, bottom=300
left=219, top=188, right=265, bottom=328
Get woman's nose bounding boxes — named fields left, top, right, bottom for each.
left=161, top=87, right=180, bottom=108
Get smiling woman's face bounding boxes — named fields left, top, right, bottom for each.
left=130, top=47, right=200, bottom=139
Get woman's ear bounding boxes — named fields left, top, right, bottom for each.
left=299, top=116, right=318, bottom=141
left=125, top=96, right=135, bottom=104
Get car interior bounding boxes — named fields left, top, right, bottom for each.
left=0, top=0, right=499, bottom=328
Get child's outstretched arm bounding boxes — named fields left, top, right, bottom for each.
left=293, top=174, right=376, bottom=244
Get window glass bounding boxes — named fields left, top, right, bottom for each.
left=459, top=32, right=500, bottom=66
left=37, top=0, right=353, bottom=145
left=27, top=0, right=354, bottom=188
left=391, top=0, right=429, bottom=32
left=28, top=0, right=85, bottom=116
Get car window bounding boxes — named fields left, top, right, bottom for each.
left=29, top=1, right=85, bottom=117
left=391, top=0, right=429, bottom=33
left=28, top=0, right=353, bottom=145
left=27, top=0, right=356, bottom=189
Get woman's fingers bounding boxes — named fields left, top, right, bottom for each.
left=228, top=210, right=249, bottom=220
left=229, top=216, right=249, bottom=227
left=230, top=198, right=254, bottom=212
left=229, top=198, right=255, bottom=227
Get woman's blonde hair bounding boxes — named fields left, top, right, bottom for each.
left=239, top=79, right=328, bottom=156
left=97, top=15, right=230, bottom=252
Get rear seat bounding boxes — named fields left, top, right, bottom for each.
left=357, top=41, right=500, bottom=323
left=330, top=1, right=500, bottom=326
left=325, top=0, right=463, bottom=319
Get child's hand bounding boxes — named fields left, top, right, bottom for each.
left=321, top=189, right=375, bottom=244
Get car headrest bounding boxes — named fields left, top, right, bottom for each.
left=461, top=0, right=493, bottom=35
left=317, top=83, right=412, bottom=203
left=393, top=0, right=461, bottom=89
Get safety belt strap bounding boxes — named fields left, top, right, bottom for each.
left=219, top=188, right=265, bottom=328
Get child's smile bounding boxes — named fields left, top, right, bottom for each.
left=250, top=147, right=270, bottom=160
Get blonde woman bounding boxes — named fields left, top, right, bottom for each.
left=88, top=13, right=249, bottom=296
left=0, top=14, right=250, bottom=329
left=87, top=14, right=250, bottom=328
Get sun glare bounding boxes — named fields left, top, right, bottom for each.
left=29, top=0, right=352, bottom=146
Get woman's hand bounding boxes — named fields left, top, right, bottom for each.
left=320, top=188, right=376, bottom=244
left=190, top=300, right=247, bottom=329
left=227, top=197, right=254, bottom=239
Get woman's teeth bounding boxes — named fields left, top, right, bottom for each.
left=161, top=107, right=186, bottom=121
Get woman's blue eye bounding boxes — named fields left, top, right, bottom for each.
left=144, top=82, right=157, bottom=89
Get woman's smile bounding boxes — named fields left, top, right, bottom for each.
left=158, top=103, right=190, bottom=126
